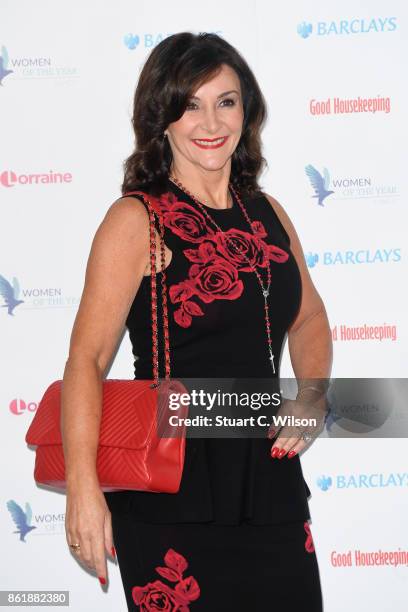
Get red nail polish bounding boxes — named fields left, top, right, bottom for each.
left=278, top=448, right=287, bottom=459
left=271, top=447, right=280, bottom=458
left=268, top=428, right=276, bottom=438
left=98, top=576, right=106, bottom=585
left=287, top=450, right=297, bottom=459
left=111, top=546, right=116, bottom=558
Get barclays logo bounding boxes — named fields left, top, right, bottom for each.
left=317, top=472, right=408, bottom=490
left=305, top=248, right=401, bottom=267
left=297, top=22, right=313, bottom=39
left=123, top=32, right=170, bottom=51
left=124, top=31, right=223, bottom=50
left=124, top=33, right=140, bottom=49
left=317, top=475, right=332, bottom=491
left=123, top=32, right=172, bottom=49
left=298, top=17, right=397, bottom=38
left=306, top=252, right=319, bottom=268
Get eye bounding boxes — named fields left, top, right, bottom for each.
left=185, top=98, right=237, bottom=111
left=220, top=98, right=236, bottom=107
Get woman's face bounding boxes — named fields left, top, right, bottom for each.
left=165, top=63, right=244, bottom=174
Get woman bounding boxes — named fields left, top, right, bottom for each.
left=62, top=32, right=332, bottom=610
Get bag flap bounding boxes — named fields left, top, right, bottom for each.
left=25, top=379, right=189, bottom=450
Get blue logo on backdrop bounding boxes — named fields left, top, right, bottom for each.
left=305, top=248, right=401, bottom=267
left=297, top=22, right=313, bottom=39
left=305, top=165, right=334, bottom=206
left=0, top=274, right=24, bottom=315
left=124, top=33, right=140, bottom=49
left=305, top=253, right=319, bottom=268
left=123, top=32, right=171, bottom=49
left=317, top=472, right=408, bottom=491
left=124, top=31, right=223, bottom=50
left=7, top=500, right=36, bottom=541
left=297, top=17, right=397, bottom=38
left=305, top=164, right=398, bottom=204
left=0, top=45, right=13, bottom=85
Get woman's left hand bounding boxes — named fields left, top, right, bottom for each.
left=267, top=394, right=328, bottom=459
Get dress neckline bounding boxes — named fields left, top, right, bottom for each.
left=167, top=177, right=237, bottom=214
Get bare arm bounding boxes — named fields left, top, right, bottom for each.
left=264, top=193, right=333, bottom=386
left=61, top=196, right=151, bottom=490
left=263, top=194, right=332, bottom=457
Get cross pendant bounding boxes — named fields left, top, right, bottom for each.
left=269, top=349, right=276, bottom=374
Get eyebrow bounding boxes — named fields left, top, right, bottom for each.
left=189, top=89, right=240, bottom=100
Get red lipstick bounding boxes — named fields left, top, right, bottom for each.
left=192, top=136, right=229, bottom=149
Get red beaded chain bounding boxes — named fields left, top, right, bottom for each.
left=122, top=190, right=171, bottom=387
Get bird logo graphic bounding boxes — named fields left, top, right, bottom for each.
left=316, top=475, right=332, bottom=492
left=124, top=33, right=140, bottom=50
left=7, top=500, right=37, bottom=542
left=0, top=274, right=24, bottom=315
left=305, top=164, right=335, bottom=206
left=297, top=22, right=313, bottom=39
left=0, top=46, right=13, bottom=86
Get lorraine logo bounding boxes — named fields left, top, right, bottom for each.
left=7, top=500, right=37, bottom=541
left=317, top=475, right=333, bottom=492
left=0, top=45, right=13, bottom=85
left=124, top=33, right=140, bottom=49
left=0, top=274, right=24, bottom=315
left=305, top=252, right=319, bottom=268
left=297, top=22, right=313, bottom=39
left=305, top=164, right=335, bottom=206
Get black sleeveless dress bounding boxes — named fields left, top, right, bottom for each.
left=104, top=179, right=323, bottom=611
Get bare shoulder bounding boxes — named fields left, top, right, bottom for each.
left=105, top=195, right=149, bottom=228
left=65, top=195, right=151, bottom=374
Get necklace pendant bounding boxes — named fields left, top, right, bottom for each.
left=262, top=289, right=269, bottom=298
left=269, top=349, right=276, bottom=374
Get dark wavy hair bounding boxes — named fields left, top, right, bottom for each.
left=121, top=32, right=268, bottom=198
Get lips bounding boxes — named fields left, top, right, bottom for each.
left=192, top=136, right=229, bottom=149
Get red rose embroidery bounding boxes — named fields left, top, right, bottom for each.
left=154, top=192, right=290, bottom=328
left=132, top=548, right=200, bottom=611
left=169, top=252, right=244, bottom=327
left=304, top=521, right=315, bottom=553
left=188, top=257, right=244, bottom=303
left=157, top=193, right=214, bottom=244
left=132, top=580, right=182, bottom=611
left=209, top=227, right=288, bottom=271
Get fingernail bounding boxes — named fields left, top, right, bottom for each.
left=278, top=449, right=287, bottom=459
left=98, top=576, right=106, bottom=585
left=271, top=447, right=280, bottom=458
left=287, top=450, right=297, bottom=459
left=111, top=546, right=116, bottom=558
left=268, top=429, right=276, bottom=438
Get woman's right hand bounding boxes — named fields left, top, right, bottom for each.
left=65, top=481, right=116, bottom=586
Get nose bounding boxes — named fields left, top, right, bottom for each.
left=199, top=105, right=222, bottom=134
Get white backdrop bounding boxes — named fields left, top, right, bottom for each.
left=1, top=1, right=407, bottom=610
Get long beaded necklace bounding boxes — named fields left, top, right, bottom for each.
left=169, top=174, right=276, bottom=374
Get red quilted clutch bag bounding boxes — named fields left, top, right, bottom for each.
left=25, top=190, right=189, bottom=493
